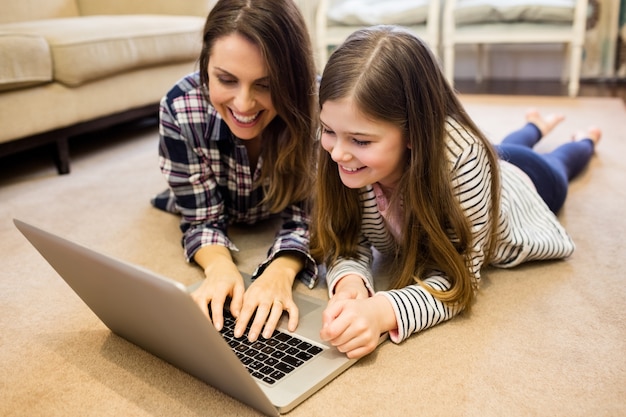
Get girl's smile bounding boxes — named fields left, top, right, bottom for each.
left=340, top=165, right=364, bottom=173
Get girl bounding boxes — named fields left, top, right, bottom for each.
left=152, top=0, right=318, bottom=342
left=311, top=25, right=601, bottom=359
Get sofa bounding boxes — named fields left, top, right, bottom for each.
left=0, top=0, right=214, bottom=174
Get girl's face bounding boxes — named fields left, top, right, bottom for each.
left=320, top=97, right=408, bottom=190
left=208, top=33, right=277, bottom=140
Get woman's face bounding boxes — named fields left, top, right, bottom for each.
left=320, top=96, right=408, bottom=190
left=207, top=33, right=277, bottom=140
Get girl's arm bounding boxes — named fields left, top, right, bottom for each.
left=325, top=233, right=376, bottom=296
left=379, top=131, right=494, bottom=343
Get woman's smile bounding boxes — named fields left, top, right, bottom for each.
left=230, top=109, right=263, bottom=126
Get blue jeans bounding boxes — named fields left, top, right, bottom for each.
left=495, top=123, right=594, bottom=213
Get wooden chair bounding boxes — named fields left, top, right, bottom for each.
left=442, top=0, right=589, bottom=96
left=315, top=0, right=442, bottom=70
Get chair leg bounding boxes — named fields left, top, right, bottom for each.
left=568, top=43, right=583, bottom=97
left=476, top=44, right=486, bottom=83
left=561, top=43, right=571, bottom=85
left=444, top=45, right=455, bottom=87
left=318, top=44, right=327, bottom=71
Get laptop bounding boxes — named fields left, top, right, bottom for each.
left=14, top=218, right=385, bottom=416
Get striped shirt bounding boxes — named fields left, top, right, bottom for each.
left=157, top=72, right=317, bottom=287
left=325, top=118, right=575, bottom=343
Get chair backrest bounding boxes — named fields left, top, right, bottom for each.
left=316, top=0, right=441, bottom=68
left=324, top=0, right=434, bottom=26
left=451, top=0, right=579, bottom=26
left=444, top=0, right=588, bottom=36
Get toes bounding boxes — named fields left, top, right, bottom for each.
left=572, top=126, right=602, bottom=145
left=587, top=126, right=602, bottom=144
left=525, top=109, right=564, bottom=136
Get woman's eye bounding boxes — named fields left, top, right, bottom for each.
left=256, top=83, right=270, bottom=90
left=217, top=77, right=236, bottom=85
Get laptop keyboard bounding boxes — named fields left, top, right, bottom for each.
left=220, top=312, right=324, bottom=385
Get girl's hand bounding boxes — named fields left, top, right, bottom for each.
left=320, top=295, right=396, bottom=359
left=331, top=274, right=370, bottom=301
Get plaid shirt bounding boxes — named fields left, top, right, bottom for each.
left=156, top=72, right=317, bottom=287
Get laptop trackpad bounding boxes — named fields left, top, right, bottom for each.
left=293, top=294, right=322, bottom=318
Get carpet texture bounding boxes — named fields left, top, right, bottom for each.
left=1, top=95, right=625, bottom=417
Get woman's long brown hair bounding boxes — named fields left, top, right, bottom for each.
left=311, top=26, right=501, bottom=310
left=199, top=0, right=318, bottom=212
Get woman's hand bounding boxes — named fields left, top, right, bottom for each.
left=320, top=292, right=396, bottom=359
left=233, top=270, right=296, bottom=342
left=191, top=247, right=245, bottom=332
left=194, top=247, right=303, bottom=341
left=234, top=253, right=303, bottom=341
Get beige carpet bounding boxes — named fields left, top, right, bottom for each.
left=1, top=95, right=625, bottom=417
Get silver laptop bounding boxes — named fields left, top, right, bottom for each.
left=14, top=218, right=383, bottom=416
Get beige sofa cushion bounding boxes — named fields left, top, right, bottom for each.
left=0, top=33, right=52, bottom=91
left=76, top=0, right=214, bottom=17
left=1, top=15, right=204, bottom=87
left=0, top=0, right=79, bottom=24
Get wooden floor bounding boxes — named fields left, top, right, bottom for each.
left=455, top=78, right=626, bottom=103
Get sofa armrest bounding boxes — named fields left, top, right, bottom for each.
left=76, top=0, right=216, bottom=17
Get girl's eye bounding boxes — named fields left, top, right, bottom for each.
left=321, top=127, right=334, bottom=135
left=353, top=138, right=369, bottom=146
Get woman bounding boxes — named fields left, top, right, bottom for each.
left=152, top=0, right=318, bottom=342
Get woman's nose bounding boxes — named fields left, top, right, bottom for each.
left=234, top=88, right=255, bottom=112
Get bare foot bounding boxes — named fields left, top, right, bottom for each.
left=574, top=126, right=602, bottom=148
left=525, top=108, right=565, bottom=137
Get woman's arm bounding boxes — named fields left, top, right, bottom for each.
left=158, top=80, right=238, bottom=262
left=252, top=201, right=319, bottom=287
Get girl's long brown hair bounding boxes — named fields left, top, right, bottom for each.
left=199, top=0, right=317, bottom=212
left=311, top=26, right=501, bottom=310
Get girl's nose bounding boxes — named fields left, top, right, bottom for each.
left=330, top=140, right=351, bottom=162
